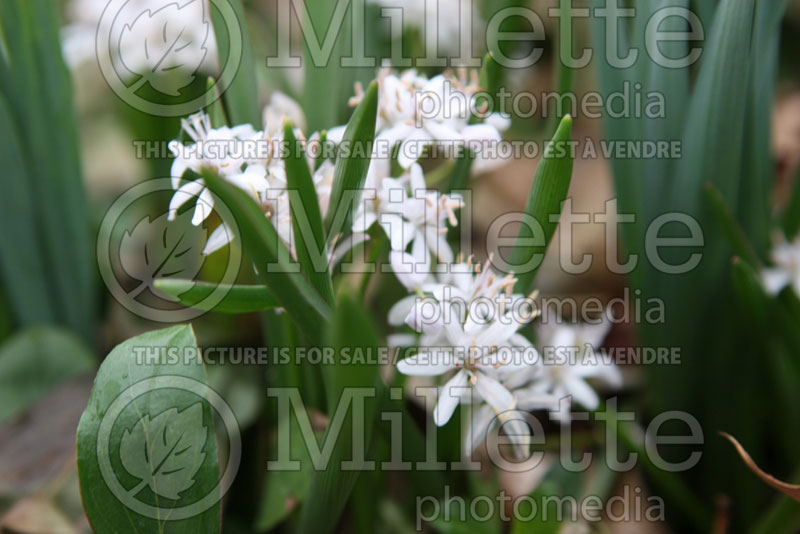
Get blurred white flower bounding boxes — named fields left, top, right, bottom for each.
left=515, top=320, right=623, bottom=423
left=62, top=0, right=218, bottom=77
left=762, top=237, right=800, bottom=295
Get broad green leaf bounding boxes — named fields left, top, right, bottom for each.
left=0, top=0, right=95, bottom=341
left=201, top=170, right=331, bottom=339
left=324, top=81, right=379, bottom=238
left=704, top=183, right=761, bottom=268
left=76, top=325, right=221, bottom=534
left=0, top=326, right=94, bottom=423
left=509, top=114, right=574, bottom=292
left=211, top=0, right=260, bottom=127
left=154, top=279, right=279, bottom=313
left=297, top=294, right=383, bottom=534
left=283, top=122, right=335, bottom=304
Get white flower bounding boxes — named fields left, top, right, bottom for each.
left=396, top=264, right=541, bottom=427
left=354, top=162, right=463, bottom=270
left=523, top=320, right=623, bottom=422
left=62, top=0, right=218, bottom=74
left=331, top=69, right=510, bottom=170
left=762, top=237, right=800, bottom=295
left=167, top=109, right=347, bottom=258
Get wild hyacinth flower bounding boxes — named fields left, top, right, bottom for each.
left=63, top=0, right=218, bottom=76
left=396, top=260, right=541, bottom=427
left=508, top=319, right=623, bottom=423
left=168, top=101, right=344, bottom=257
left=761, top=237, right=800, bottom=295
left=331, top=68, right=510, bottom=170
left=353, top=161, right=463, bottom=267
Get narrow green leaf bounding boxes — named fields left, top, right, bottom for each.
left=283, top=122, right=335, bottom=305
left=205, top=77, right=228, bottom=128
left=324, top=81, right=379, bottom=238
left=445, top=147, right=475, bottom=194
left=0, top=95, right=53, bottom=326
left=154, top=279, right=279, bottom=313
left=211, top=0, right=260, bottom=127
left=510, top=114, right=574, bottom=292
left=76, top=325, right=221, bottom=534
left=479, top=52, right=502, bottom=96
left=782, top=165, right=800, bottom=240
left=297, top=294, right=383, bottom=534
left=731, top=257, right=770, bottom=329
left=0, top=0, right=95, bottom=341
left=704, top=183, right=761, bottom=268
left=201, top=170, right=331, bottom=339
left=0, top=326, right=94, bottom=423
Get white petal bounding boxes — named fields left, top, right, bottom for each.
left=390, top=250, right=429, bottom=290
left=473, top=372, right=514, bottom=413
left=169, top=180, right=205, bottom=220
left=465, top=404, right=495, bottom=455
left=192, top=186, right=215, bottom=225
left=397, top=352, right=457, bottom=377
left=388, top=295, right=418, bottom=326
left=763, top=268, right=791, bottom=295
left=397, top=128, right=433, bottom=169
left=203, top=223, right=234, bottom=255
left=564, top=376, right=600, bottom=410
left=434, top=370, right=468, bottom=426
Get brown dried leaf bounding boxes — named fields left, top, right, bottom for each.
left=721, top=432, right=800, bottom=501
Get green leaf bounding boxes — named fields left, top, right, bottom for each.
left=509, top=114, right=574, bottom=292
left=0, top=0, right=95, bottom=341
left=205, top=77, right=228, bottom=128
left=255, top=415, right=316, bottom=532
left=478, top=53, right=502, bottom=96
left=211, top=0, right=260, bottom=127
left=297, top=294, right=383, bottom=534
left=704, top=183, right=761, bottom=268
left=782, top=165, right=800, bottom=240
left=283, top=122, right=335, bottom=304
left=201, top=170, right=331, bottom=340
left=0, top=96, right=52, bottom=326
left=154, top=279, right=279, bottom=313
left=76, top=325, right=221, bottom=534
left=0, top=326, right=94, bottom=423
left=324, top=81, right=379, bottom=238
left=731, top=257, right=770, bottom=330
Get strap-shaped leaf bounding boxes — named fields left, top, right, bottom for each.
left=210, top=0, right=260, bottom=127
left=297, top=294, right=383, bottom=534
left=201, top=170, right=331, bottom=339
left=154, top=279, right=279, bottom=313
left=0, top=0, right=95, bottom=341
left=283, top=122, right=335, bottom=305
left=324, top=81, right=379, bottom=238
left=704, top=183, right=761, bottom=268
left=510, top=115, right=574, bottom=292
left=204, top=77, right=228, bottom=128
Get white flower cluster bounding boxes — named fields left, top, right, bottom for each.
left=391, top=255, right=622, bottom=457
left=168, top=94, right=338, bottom=258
